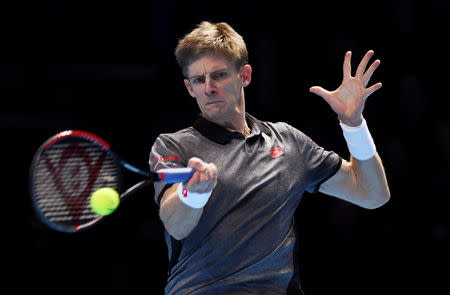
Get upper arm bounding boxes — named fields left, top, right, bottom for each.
left=318, top=158, right=357, bottom=203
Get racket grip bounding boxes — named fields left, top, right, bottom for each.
left=156, top=168, right=196, bottom=183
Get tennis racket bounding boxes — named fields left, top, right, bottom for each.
left=29, top=130, right=195, bottom=233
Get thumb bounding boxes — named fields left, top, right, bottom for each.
left=309, top=86, right=330, bottom=98
left=187, top=157, right=206, bottom=172
left=309, top=86, right=335, bottom=106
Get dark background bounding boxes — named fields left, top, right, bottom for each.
left=2, top=0, right=449, bottom=294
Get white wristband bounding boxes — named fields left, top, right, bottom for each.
left=177, top=183, right=212, bottom=209
left=339, top=118, right=376, bottom=161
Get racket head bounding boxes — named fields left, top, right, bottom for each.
left=29, top=130, right=123, bottom=233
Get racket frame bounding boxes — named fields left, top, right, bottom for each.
left=29, top=130, right=152, bottom=232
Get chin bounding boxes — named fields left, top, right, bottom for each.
left=203, top=111, right=228, bottom=124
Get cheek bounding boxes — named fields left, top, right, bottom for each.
left=222, top=80, right=241, bottom=96
left=196, top=96, right=208, bottom=111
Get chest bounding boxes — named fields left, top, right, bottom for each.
left=189, top=133, right=308, bottom=206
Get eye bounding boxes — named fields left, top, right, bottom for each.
left=212, top=71, right=227, bottom=80
left=191, top=76, right=205, bottom=84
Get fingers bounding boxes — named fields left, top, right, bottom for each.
left=187, top=157, right=206, bottom=171
left=188, top=157, right=217, bottom=179
left=355, top=50, right=374, bottom=78
left=309, top=86, right=330, bottom=98
left=186, top=157, right=217, bottom=193
left=362, top=59, right=381, bottom=87
left=354, top=50, right=381, bottom=88
left=345, top=50, right=381, bottom=84
left=309, top=86, right=334, bottom=105
left=343, top=51, right=352, bottom=78
left=364, top=82, right=382, bottom=98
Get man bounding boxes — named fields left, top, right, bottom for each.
left=150, top=21, right=390, bottom=294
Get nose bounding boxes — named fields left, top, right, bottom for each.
left=204, top=76, right=216, bottom=96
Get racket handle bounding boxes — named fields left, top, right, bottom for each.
left=156, top=168, right=196, bottom=183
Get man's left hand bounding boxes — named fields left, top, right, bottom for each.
left=309, top=50, right=382, bottom=127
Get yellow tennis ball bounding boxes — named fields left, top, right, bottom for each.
left=90, top=187, right=120, bottom=216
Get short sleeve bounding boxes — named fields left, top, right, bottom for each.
left=149, top=135, right=186, bottom=206
left=286, top=124, right=342, bottom=194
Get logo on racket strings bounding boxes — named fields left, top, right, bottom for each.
left=43, top=143, right=107, bottom=220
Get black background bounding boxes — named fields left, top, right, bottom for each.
left=2, top=0, right=449, bottom=294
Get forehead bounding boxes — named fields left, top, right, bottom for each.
left=187, top=54, right=236, bottom=76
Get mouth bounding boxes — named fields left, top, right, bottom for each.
left=205, top=100, right=224, bottom=106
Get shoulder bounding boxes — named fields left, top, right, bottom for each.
left=150, top=127, right=200, bottom=169
left=258, top=119, right=322, bottom=156
left=154, top=127, right=199, bottom=146
left=261, top=120, right=309, bottom=141
left=151, top=127, right=200, bottom=157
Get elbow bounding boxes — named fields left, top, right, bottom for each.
left=159, top=208, right=198, bottom=240
left=363, top=189, right=391, bottom=209
left=159, top=212, right=186, bottom=240
left=164, top=220, right=192, bottom=240
left=167, top=227, right=190, bottom=240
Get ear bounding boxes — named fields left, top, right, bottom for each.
left=240, top=65, right=252, bottom=87
left=184, top=79, right=196, bottom=98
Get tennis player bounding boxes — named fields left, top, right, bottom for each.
left=150, top=21, right=390, bottom=295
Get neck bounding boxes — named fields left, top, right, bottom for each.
left=227, top=91, right=249, bottom=134
left=203, top=90, right=250, bottom=135
left=202, top=111, right=249, bottom=134
left=202, top=112, right=250, bottom=132
left=227, top=111, right=248, bottom=133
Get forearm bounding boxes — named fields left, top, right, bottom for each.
left=321, top=153, right=390, bottom=209
left=349, top=153, right=390, bottom=209
left=159, top=183, right=203, bottom=240
left=339, top=117, right=390, bottom=208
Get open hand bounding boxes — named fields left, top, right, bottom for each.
left=309, top=50, right=382, bottom=126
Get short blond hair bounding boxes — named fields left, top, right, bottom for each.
left=175, top=21, right=249, bottom=77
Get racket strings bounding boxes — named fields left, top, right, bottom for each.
left=33, top=141, right=121, bottom=227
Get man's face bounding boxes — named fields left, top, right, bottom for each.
left=184, top=54, right=251, bottom=126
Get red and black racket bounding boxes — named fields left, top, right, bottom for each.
left=29, top=130, right=194, bottom=233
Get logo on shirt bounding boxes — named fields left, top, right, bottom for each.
left=270, top=147, right=284, bottom=159
left=152, top=154, right=180, bottom=168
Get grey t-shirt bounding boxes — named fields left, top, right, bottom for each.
left=150, top=114, right=342, bottom=295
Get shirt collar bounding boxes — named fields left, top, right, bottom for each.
left=193, top=113, right=270, bottom=145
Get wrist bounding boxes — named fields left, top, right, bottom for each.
left=338, top=115, right=363, bottom=127
left=339, top=118, right=376, bottom=160
left=177, top=183, right=212, bottom=209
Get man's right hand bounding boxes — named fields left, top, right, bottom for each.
left=159, top=157, right=217, bottom=240
left=184, top=157, right=218, bottom=194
